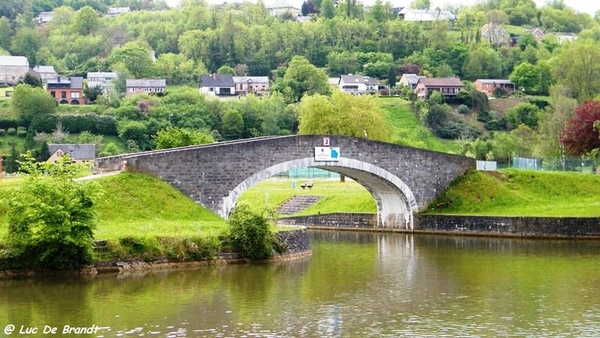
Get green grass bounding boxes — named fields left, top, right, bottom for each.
left=238, top=178, right=376, bottom=216
left=55, top=104, right=106, bottom=115
left=0, top=135, right=25, bottom=155
left=381, top=97, right=461, bottom=154
left=92, top=172, right=228, bottom=240
left=425, top=169, right=600, bottom=217
left=504, top=24, right=529, bottom=36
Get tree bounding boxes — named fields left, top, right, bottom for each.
left=462, top=46, right=502, bottom=81
left=11, top=84, right=57, bottom=124
left=0, top=16, right=12, bottom=51
left=10, top=27, right=41, bottom=66
left=271, top=56, right=330, bottom=103
left=72, top=6, right=100, bottom=36
left=2, top=152, right=99, bottom=270
left=509, top=62, right=537, bottom=94
left=321, top=0, right=335, bottom=18
left=84, top=84, right=103, bottom=103
left=535, top=85, right=576, bottom=170
left=22, top=70, right=42, bottom=88
left=410, top=0, right=431, bottom=9
left=108, top=42, right=155, bottom=79
left=297, top=90, right=392, bottom=141
left=153, top=126, right=215, bottom=149
left=561, top=100, right=600, bottom=170
left=499, top=0, right=536, bottom=26
left=505, top=103, right=540, bottom=129
left=552, top=40, right=600, bottom=101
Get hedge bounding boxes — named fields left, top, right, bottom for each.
left=30, top=114, right=118, bottom=136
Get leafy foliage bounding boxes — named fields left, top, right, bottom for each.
left=298, top=90, right=392, bottom=141
left=1, top=153, right=100, bottom=270
left=561, top=100, right=600, bottom=157
left=228, top=204, right=275, bottom=260
left=153, top=126, right=215, bottom=149
left=10, top=84, right=56, bottom=124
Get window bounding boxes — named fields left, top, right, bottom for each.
left=57, top=150, right=63, bottom=157
left=61, top=91, right=67, bottom=98
left=50, top=91, right=56, bottom=97
left=71, top=92, right=80, bottom=99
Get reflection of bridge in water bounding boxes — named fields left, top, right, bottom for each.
left=93, top=135, right=474, bottom=230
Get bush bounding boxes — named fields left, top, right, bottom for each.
left=0, top=129, right=5, bottom=136
left=457, top=104, right=470, bottom=115
left=228, top=204, right=275, bottom=260
left=7, top=127, right=16, bottom=135
left=0, top=119, right=20, bottom=130
left=1, top=153, right=99, bottom=270
left=434, top=120, right=481, bottom=139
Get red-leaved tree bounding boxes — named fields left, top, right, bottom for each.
left=561, top=100, right=600, bottom=158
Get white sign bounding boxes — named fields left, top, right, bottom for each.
left=314, top=147, right=340, bottom=161
left=322, top=136, right=330, bottom=146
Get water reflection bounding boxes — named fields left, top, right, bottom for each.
left=1, top=231, right=600, bottom=337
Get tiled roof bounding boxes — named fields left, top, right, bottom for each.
left=87, top=72, right=117, bottom=79
left=48, top=144, right=96, bottom=160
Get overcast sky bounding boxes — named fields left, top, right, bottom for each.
left=165, top=0, right=599, bottom=16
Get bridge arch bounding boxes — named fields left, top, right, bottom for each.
left=221, top=157, right=418, bottom=230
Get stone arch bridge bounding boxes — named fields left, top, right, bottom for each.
left=93, top=135, right=474, bottom=230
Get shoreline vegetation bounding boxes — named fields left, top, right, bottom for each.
left=1, top=168, right=599, bottom=274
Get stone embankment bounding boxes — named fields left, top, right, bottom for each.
left=0, top=228, right=311, bottom=279
left=281, top=213, right=600, bottom=239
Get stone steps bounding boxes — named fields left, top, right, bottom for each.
left=278, top=195, right=322, bottom=215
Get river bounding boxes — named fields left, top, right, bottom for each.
left=2, top=231, right=600, bottom=337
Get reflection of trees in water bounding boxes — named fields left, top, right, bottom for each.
left=0, top=276, right=96, bottom=329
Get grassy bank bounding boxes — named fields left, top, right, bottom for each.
left=425, top=169, right=600, bottom=216
left=0, top=172, right=230, bottom=263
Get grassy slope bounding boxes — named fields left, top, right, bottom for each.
left=425, top=169, right=600, bottom=217
left=381, top=97, right=461, bottom=154
left=0, top=173, right=228, bottom=241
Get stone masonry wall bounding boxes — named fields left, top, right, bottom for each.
left=415, top=215, right=600, bottom=238
left=280, top=213, right=378, bottom=229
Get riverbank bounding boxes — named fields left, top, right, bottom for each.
left=0, top=228, right=312, bottom=279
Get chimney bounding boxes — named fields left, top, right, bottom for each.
left=212, top=73, right=216, bottom=79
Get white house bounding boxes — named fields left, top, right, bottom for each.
left=200, top=74, right=236, bottom=98
left=0, top=56, right=30, bottom=85
left=33, top=65, right=58, bottom=83
left=87, top=72, right=118, bottom=94
left=339, top=75, right=379, bottom=95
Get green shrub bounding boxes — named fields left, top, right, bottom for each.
left=457, top=104, right=470, bottom=115
left=228, top=204, right=275, bottom=260
left=0, top=129, right=5, bottom=136
left=7, top=127, right=16, bottom=135
left=1, top=153, right=100, bottom=270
